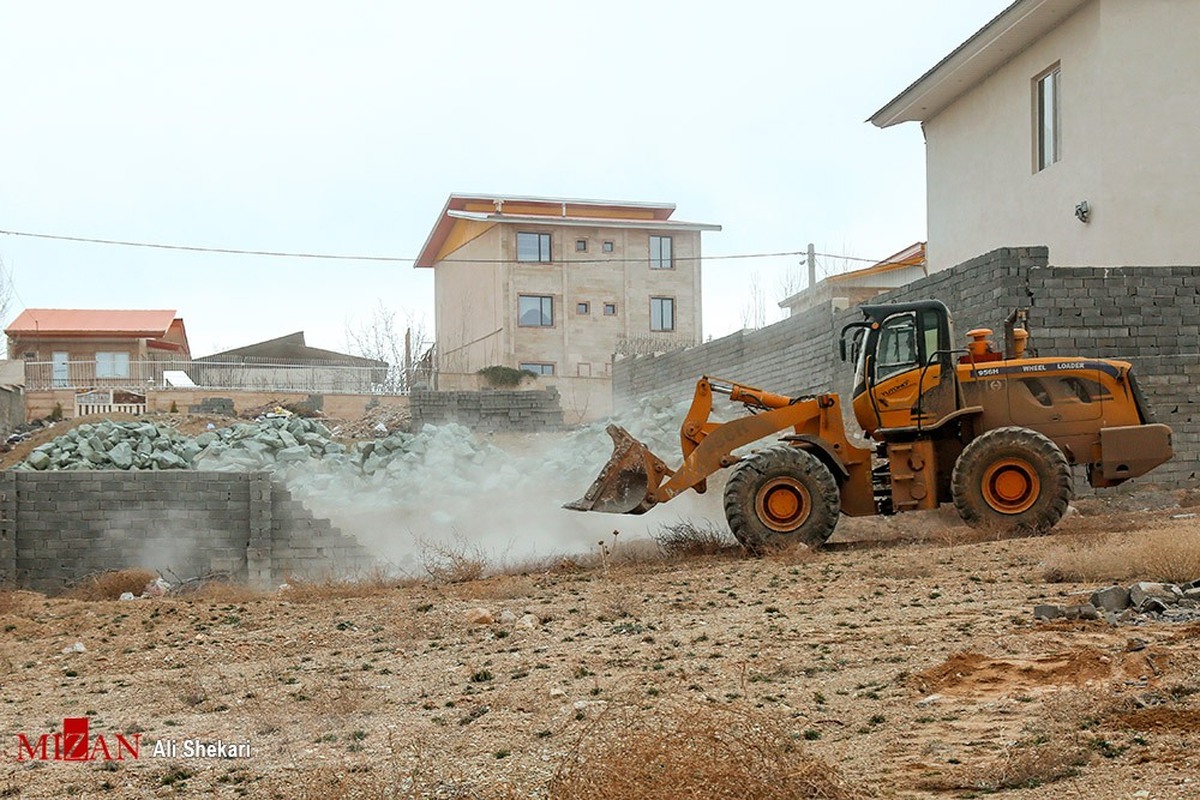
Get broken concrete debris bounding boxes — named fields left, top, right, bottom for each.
left=1035, top=579, right=1200, bottom=624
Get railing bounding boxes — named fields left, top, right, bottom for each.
left=23, top=358, right=422, bottom=395
left=614, top=335, right=700, bottom=357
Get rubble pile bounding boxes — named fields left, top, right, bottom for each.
left=9, top=394, right=734, bottom=538
left=193, top=416, right=344, bottom=472
left=18, top=421, right=199, bottom=471
left=1034, top=579, right=1200, bottom=625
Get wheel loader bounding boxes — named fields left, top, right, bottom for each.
left=566, top=300, right=1174, bottom=550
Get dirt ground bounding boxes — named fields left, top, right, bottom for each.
left=3, top=506, right=1200, bottom=799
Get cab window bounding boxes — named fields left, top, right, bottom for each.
left=874, top=312, right=919, bottom=381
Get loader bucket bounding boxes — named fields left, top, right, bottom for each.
left=563, top=424, right=669, bottom=515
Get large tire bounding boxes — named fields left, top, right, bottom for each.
left=951, top=426, right=1072, bottom=534
left=723, top=445, right=840, bottom=553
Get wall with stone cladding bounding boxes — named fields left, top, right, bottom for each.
left=410, top=387, right=564, bottom=431
left=0, top=471, right=374, bottom=594
left=614, top=246, right=1199, bottom=487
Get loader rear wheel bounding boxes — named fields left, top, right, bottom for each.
left=951, top=426, right=1072, bottom=534
left=724, top=445, right=840, bottom=554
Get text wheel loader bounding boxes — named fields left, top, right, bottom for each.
left=566, top=300, right=1173, bottom=551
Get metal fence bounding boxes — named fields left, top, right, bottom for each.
left=24, top=358, right=412, bottom=395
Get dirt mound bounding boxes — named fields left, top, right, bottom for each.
left=913, top=648, right=1116, bottom=696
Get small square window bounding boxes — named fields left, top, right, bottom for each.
left=603, top=303, right=617, bottom=316
left=576, top=302, right=590, bottom=315
left=602, top=241, right=614, bottom=253
left=575, top=239, right=587, bottom=252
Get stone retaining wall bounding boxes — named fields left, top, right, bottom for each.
left=0, top=471, right=375, bottom=594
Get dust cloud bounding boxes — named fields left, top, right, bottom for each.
left=291, top=398, right=735, bottom=574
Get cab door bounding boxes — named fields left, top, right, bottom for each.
left=868, top=309, right=956, bottom=431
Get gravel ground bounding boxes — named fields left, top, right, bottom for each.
left=3, top=509, right=1200, bottom=799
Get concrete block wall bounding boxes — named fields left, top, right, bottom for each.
left=614, top=246, right=1199, bottom=487
left=0, top=472, right=375, bottom=594
left=410, top=387, right=565, bottom=431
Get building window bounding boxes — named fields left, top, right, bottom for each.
left=603, top=302, right=617, bottom=316
left=22, top=352, right=36, bottom=361
left=519, top=362, right=555, bottom=376
left=1035, top=65, right=1061, bottom=171
left=575, top=239, right=587, bottom=252
left=649, top=235, right=673, bottom=269
left=518, top=295, right=554, bottom=327
left=576, top=302, right=590, bottom=315
left=577, top=362, right=592, bottom=377
left=517, top=232, right=552, bottom=262
left=650, top=297, right=675, bottom=332
left=96, top=351, right=130, bottom=378
left=602, top=240, right=614, bottom=253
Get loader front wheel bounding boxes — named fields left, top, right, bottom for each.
left=952, top=426, right=1072, bottom=534
left=724, top=446, right=840, bottom=554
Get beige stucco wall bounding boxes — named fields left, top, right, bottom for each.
left=433, top=222, right=703, bottom=383
left=924, top=0, right=1200, bottom=271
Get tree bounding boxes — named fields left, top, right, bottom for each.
left=0, top=256, right=15, bottom=327
left=740, top=270, right=767, bottom=330
left=344, top=302, right=432, bottom=393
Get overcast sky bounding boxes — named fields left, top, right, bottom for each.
left=0, top=1, right=1006, bottom=357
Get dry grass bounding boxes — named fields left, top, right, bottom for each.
left=651, top=518, right=738, bottom=558
left=1043, top=526, right=1200, bottom=584
left=63, top=568, right=158, bottom=600
left=549, top=700, right=859, bottom=800
left=918, top=691, right=1094, bottom=792
left=450, top=574, right=537, bottom=601
left=282, top=569, right=413, bottom=602
left=183, top=579, right=264, bottom=603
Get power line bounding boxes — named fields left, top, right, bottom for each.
left=0, top=227, right=907, bottom=269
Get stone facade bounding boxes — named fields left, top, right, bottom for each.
left=0, top=471, right=375, bottom=594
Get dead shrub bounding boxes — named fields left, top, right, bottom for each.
left=651, top=519, right=738, bottom=558
left=549, top=700, right=859, bottom=800
left=419, top=537, right=488, bottom=585
left=64, top=568, right=158, bottom=601
left=1042, top=527, right=1200, bottom=584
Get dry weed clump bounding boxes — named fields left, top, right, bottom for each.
left=64, top=568, right=158, bottom=600
left=1043, top=527, right=1200, bottom=584
left=651, top=519, right=738, bottom=558
left=549, top=700, right=859, bottom=800
left=419, top=538, right=488, bottom=584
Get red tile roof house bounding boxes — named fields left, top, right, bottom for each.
left=5, top=309, right=190, bottom=397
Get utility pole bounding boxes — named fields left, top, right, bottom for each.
left=807, top=243, right=817, bottom=289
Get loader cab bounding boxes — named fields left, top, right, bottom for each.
left=840, top=300, right=958, bottom=436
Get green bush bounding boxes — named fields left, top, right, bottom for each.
left=477, top=365, right=536, bottom=387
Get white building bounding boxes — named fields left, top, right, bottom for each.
left=871, top=0, right=1200, bottom=272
